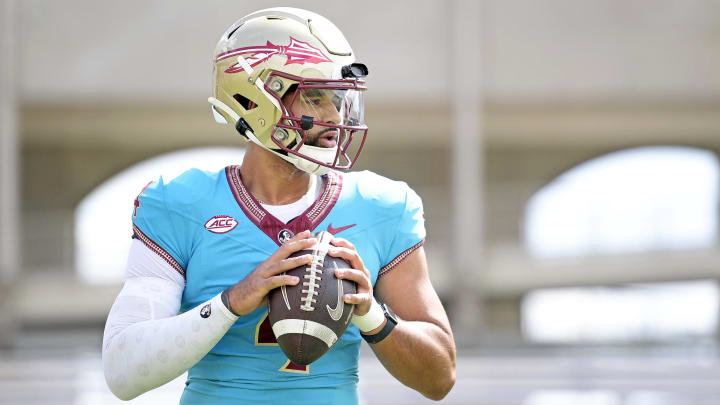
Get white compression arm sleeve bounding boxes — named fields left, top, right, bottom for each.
left=102, top=240, right=238, bottom=400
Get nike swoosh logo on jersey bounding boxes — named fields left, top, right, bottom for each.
left=327, top=264, right=344, bottom=321
left=327, top=223, right=356, bottom=234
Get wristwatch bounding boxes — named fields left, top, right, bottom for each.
left=361, top=303, right=398, bottom=344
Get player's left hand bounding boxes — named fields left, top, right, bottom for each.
left=329, top=237, right=373, bottom=316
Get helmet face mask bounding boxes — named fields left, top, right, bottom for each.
left=268, top=71, right=368, bottom=171
left=209, top=8, right=368, bottom=175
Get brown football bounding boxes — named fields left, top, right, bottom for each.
left=268, top=231, right=357, bottom=365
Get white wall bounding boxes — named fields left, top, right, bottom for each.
left=18, top=0, right=720, bottom=104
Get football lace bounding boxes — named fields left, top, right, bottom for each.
left=300, top=232, right=332, bottom=312
left=300, top=255, right=323, bottom=311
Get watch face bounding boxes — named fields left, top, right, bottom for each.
left=382, top=303, right=399, bottom=323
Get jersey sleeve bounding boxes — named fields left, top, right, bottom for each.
left=131, top=178, right=188, bottom=279
left=378, top=185, right=426, bottom=278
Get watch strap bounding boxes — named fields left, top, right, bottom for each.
left=361, top=305, right=397, bottom=344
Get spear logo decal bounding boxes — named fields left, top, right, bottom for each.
left=216, top=37, right=333, bottom=73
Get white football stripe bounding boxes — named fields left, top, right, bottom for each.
left=271, top=319, right=338, bottom=348
left=315, top=231, right=332, bottom=256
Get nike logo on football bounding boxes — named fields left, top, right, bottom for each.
left=327, top=223, right=355, bottom=235
left=327, top=264, right=344, bottom=321
left=281, top=282, right=291, bottom=311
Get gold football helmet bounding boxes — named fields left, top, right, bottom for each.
left=208, top=7, right=368, bottom=175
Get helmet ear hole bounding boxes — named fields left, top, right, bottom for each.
left=281, top=84, right=299, bottom=102
left=233, top=94, right=257, bottom=111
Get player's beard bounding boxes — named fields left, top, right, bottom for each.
left=305, top=127, right=339, bottom=148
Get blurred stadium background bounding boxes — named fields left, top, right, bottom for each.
left=2, top=1, right=720, bottom=404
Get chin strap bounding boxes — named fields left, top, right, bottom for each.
left=208, top=96, right=237, bottom=124
left=293, top=144, right=336, bottom=174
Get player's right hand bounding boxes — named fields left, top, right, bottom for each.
left=223, top=230, right=316, bottom=316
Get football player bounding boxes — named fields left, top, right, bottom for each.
left=102, top=7, right=456, bottom=404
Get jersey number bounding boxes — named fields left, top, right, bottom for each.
left=255, top=311, right=310, bottom=374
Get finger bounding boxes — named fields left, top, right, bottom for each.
left=287, top=229, right=311, bottom=243
left=281, top=237, right=317, bottom=255
left=343, top=293, right=373, bottom=306
left=269, top=236, right=316, bottom=262
left=328, top=246, right=366, bottom=274
left=265, top=274, right=301, bottom=290
left=335, top=268, right=371, bottom=290
left=264, top=254, right=313, bottom=276
left=331, top=237, right=356, bottom=251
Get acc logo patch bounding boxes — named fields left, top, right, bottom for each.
left=204, top=215, right=238, bottom=234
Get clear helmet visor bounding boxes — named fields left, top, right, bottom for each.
left=289, top=85, right=365, bottom=133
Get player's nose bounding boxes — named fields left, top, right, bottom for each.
left=320, top=104, right=341, bottom=125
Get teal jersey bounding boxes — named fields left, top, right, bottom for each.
left=131, top=166, right=425, bottom=404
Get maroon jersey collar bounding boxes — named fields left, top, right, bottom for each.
left=225, top=166, right=343, bottom=246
